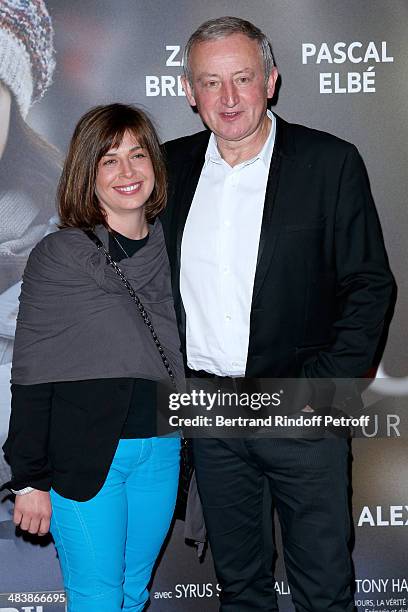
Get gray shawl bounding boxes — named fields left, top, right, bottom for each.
left=11, top=219, right=184, bottom=387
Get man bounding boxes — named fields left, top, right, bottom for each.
left=161, top=16, right=395, bottom=612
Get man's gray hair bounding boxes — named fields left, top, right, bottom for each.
left=183, top=16, right=275, bottom=86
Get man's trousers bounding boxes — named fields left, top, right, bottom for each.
left=193, top=436, right=356, bottom=612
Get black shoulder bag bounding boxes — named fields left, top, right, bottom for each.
left=84, top=229, right=193, bottom=520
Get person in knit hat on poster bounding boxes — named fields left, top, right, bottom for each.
left=0, top=0, right=62, bottom=587
left=0, top=0, right=60, bottom=367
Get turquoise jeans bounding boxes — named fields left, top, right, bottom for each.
left=50, top=437, right=180, bottom=612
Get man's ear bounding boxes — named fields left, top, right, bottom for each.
left=181, top=76, right=197, bottom=107
left=266, top=67, right=279, bottom=99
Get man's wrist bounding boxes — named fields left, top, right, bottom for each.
left=11, top=486, right=35, bottom=496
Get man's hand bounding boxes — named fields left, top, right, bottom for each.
left=14, top=490, right=52, bottom=536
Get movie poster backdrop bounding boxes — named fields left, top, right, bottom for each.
left=0, top=1, right=406, bottom=610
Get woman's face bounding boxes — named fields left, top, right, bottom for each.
left=0, top=81, right=12, bottom=160
left=95, top=130, right=155, bottom=221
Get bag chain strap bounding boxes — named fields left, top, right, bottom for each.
left=84, top=229, right=176, bottom=388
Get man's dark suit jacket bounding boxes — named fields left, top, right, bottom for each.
left=161, top=114, right=395, bottom=396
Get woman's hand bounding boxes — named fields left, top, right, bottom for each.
left=14, top=490, right=52, bottom=536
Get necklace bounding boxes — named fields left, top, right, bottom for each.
left=112, top=233, right=130, bottom=258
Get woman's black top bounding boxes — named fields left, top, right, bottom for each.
left=11, top=230, right=156, bottom=441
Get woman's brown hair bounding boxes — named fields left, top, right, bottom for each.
left=58, top=103, right=166, bottom=227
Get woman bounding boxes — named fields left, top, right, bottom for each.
left=3, top=103, right=183, bottom=612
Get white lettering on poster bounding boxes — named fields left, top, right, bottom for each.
left=0, top=608, right=44, bottom=612
left=358, top=505, right=408, bottom=527
left=165, top=45, right=183, bottom=67
left=356, top=578, right=390, bottom=593
left=302, top=41, right=394, bottom=94
left=145, top=75, right=185, bottom=97
left=145, top=45, right=186, bottom=96
left=153, top=581, right=293, bottom=600
left=360, top=413, right=401, bottom=438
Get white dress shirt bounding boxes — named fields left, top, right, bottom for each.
left=180, top=111, right=276, bottom=376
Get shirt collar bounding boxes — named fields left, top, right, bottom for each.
left=205, top=109, right=276, bottom=170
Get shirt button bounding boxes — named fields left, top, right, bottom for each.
left=225, top=314, right=232, bottom=320
left=223, top=267, right=229, bottom=275
left=224, top=220, right=231, bottom=228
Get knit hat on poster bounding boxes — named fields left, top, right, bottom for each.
left=0, top=0, right=55, bottom=118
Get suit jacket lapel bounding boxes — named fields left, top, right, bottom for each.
left=175, top=145, right=207, bottom=270
left=171, top=133, right=208, bottom=357
left=251, top=114, right=294, bottom=304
